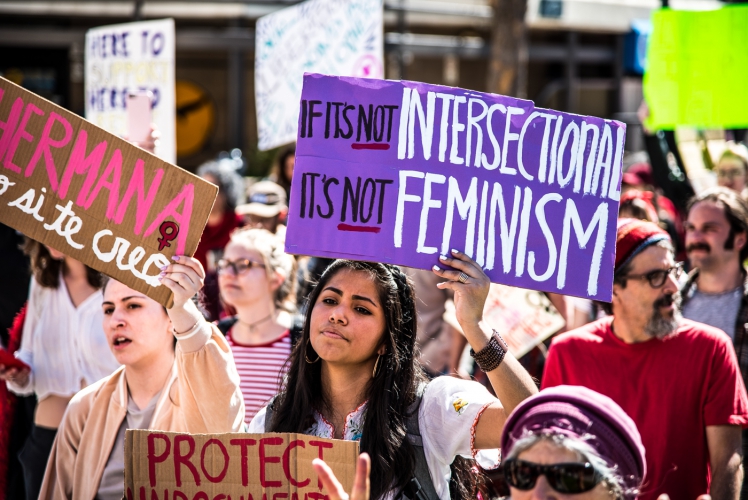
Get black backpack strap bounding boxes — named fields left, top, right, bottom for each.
left=263, top=397, right=276, bottom=432
left=402, top=382, right=440, bottom=500
left=216, top=316, right=238, bottom=336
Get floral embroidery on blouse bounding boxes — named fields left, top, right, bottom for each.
left=303, top=401, right=368, bottom=441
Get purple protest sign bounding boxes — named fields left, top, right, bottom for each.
left=285, top=74, right=625, bottom=301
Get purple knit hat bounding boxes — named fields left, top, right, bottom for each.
left=501, top=385, right=646, bottom=496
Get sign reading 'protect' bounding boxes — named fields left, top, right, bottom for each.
left=125, top=430, right=359, bottom=500
left=285, top=74, right=626, bottom=301
left=0, top=77, right=217, bottom=308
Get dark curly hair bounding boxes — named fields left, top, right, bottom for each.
left=268, top=260, right=481, bottom=499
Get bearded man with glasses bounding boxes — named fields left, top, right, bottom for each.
left=542, top=218, right=748, bottom=500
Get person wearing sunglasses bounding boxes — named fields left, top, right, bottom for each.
left=501, top=385, right=646, bottom=499
left=543, top=219, right=748, bottom=500
left=216, top=227, right=297, bottom=423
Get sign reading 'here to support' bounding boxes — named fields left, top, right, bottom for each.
left=86, top=18, right=177, bottom=163
left=285, top=75, right=626, bottom=302
left=125, top=430, right=359, bottom=500
left=0, top=77, right=217, bottom=308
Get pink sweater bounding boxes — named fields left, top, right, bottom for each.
left=39, top=321, right=245, bottom=500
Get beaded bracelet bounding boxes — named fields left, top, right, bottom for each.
left=469, top=330, right=508, bottom=372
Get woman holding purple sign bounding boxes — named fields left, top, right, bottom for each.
left=248, top=249, right=538, bottom=500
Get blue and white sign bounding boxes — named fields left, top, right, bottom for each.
left=255, top=0, right=384, bottom=151
left=85, top=18, right=176, bottom=163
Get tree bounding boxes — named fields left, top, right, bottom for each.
left=486, top=0, right=529, bottom=98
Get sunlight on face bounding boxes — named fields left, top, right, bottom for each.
left=102, top=280, right=173, bottom=369
left=218, top=241, right=275, bottom=309
left=510, top=440, right=612, bottom=500
left=309, top=269, right=387, bottom=366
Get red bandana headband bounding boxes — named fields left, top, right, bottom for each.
left=615, top=218, right=670, bottom=274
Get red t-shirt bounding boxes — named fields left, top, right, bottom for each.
left=226, top=328, right=292, bottom=424
left=542, top=318, right=748, bottom=500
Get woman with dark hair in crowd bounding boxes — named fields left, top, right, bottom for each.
left=38, top=256, right=244, bottom=500
left=269, top=144, right=296, bottom=203
left=0, top=240, right=120, bottom=500
left=217, top=227, right=297, bottom=422
left=249, top=250, right=538, bottom=499
left=196, top=158, right=246, bottom=320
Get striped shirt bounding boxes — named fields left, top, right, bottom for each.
left=226, top=328, right=292, bottom=423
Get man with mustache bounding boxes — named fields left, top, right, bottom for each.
left=681, top=187, right=748, bottom=499
left=542, top=218, right=748, bottom=500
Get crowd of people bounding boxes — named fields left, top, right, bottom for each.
left=1, top=140, right=748, bottom=500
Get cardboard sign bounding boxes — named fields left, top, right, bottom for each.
left=643, top=5, right=748, bottom=130
left=285, top=74, right=625, bottom=301
left=483, top=284, right=566, bottom=359
left=86, top=18, right=177, bottom=163
left=125, top=430, right=359, bottom=500
left=0, top=77, right=217, bottom=308
left=255, top=0, right=383, bottom=151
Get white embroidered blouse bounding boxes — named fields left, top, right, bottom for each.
left=7, top=275, right=121, bottom=400
left=248, top=376, right=500, bottom=500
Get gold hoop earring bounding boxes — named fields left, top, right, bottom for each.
left=372, top=354, right=382, bottom=377
left=305, top=340, right=320, bottom=364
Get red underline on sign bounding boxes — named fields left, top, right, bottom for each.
left=351, top=143, right=390, bottom=150
left=337, top=224, right=381, bottom=233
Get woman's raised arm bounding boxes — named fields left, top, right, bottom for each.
left=432, top=249, right=538, bottom=449
left=161, top=255, right=245, bottom=432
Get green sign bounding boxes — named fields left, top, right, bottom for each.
left=643, top=5, right=748, bottom=130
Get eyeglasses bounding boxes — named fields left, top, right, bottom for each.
left=216, top=258, right=266, bottom=275
left=503, top=458, right=603, bottom=494
left=620, top=262, right=684, bottom=288
left=717, top=168, right=745, bottom=180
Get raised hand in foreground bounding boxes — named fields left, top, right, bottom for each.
left=313, top=453, right=371, bottom=500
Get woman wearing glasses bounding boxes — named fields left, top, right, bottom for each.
left=217, top=227, right=297, bottom=422
left=715, top=146, right=748, bottom=198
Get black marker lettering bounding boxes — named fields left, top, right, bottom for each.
left=341, top=176, right=362, bottom=223
left=300, top=173, right=308, bottom=218
left=360, top=178, right=377, bottom=223
left=375, top=179, right=394, bottom=224
left=341, top=105, right=355, bottom=139
left=308, top=101, right=322, bottom=138
left=306, top=172, right=320, bottom=218
left=300, top=100, right=308, bottom=138
left=324, top=102, right=332, bottom=139
left=383, top=105, right=398, bottom=142
left=357, top=104, right=373, bottom=142
left=374, top=105, right=385, bottom=142
left=332, top=102, right=345, bottom=138
left=317, top=176, right=339, bottom=219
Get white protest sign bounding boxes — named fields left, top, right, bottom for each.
left=483, top=284, right=566, bottom=359
left=85, top=18, right=176, bottom=163
left=255, top=0, right=384, bottom=151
